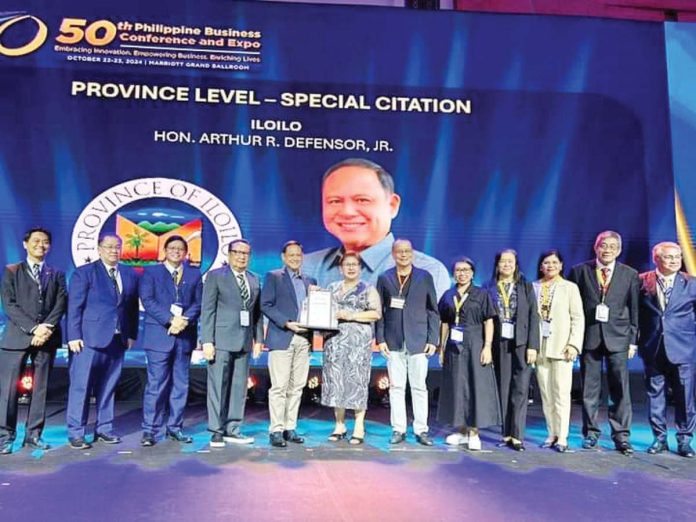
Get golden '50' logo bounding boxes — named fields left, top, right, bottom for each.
left=0, top=14, right=48, bottom=57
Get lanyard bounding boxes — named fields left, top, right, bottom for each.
left=397, top=272, right=411, bottom=297
left=539, top=277, right=559, bottom=321
left=453, top=285, right=470, bottom=326
left=595, top=267, right=611, bottom=303
left=496, top=280, right=514, bottom=321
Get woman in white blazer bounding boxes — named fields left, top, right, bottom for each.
left=532, top=250, right=585, bottom=453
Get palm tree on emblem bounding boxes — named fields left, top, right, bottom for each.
left=124, top=230, right=149, bottom=261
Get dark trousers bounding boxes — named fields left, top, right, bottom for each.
left=494, top=339, right=532, bottom=440
left=207, top=350, right=249, bottom=435
left=644, top=343, right=696, bottom=444
left=142, top=340, right=192, bottom=435
left=66, top=336, right=125, bottom=439
left=0, top=347, right=54, bottom=442
left=580, top=343, right=632, bottom=442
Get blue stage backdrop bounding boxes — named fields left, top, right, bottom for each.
left=0, top=1, right=676, bottom=357
left=666, top=22, right=696, bottom=274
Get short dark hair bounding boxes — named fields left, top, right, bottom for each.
left=228, top=238, right=251, bottom=253
left=24, top=227, right=52, bottom=243
left=451, top=257, right=476, bottom=275
left=164, top=235, right=188, bottom=252
left=536, top=249, right=565, bottom=279
left=339, top=252, right=361, bottom=266
left=98, top=233, right=121, bottom=246
left=282, top=240, right=303, bottom=254
left=392, top=238, right=413, bottom=252
left=492, top=248, right=521, bottom=282
left=322, top=158, right=395, bottom=194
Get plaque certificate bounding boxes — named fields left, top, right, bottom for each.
left=301, top=288, right=338, bottom=330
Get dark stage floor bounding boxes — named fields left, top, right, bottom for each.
left=0, top=401, right=694, bottom=522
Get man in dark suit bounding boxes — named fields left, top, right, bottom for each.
left=66, top=234, right=139, bottom=449
left=638, top=241, right=696, bottom=458
left=139, top=235, right=203, bottom=447
left=0, top=228, right=67, bottom=454
left=261, top=241, right=317, bottom=448
left=568, top=230, right=639, bottom=455
left=201, top=239, right=264, bottom=448
left=376, top=239, right=440, bottom=446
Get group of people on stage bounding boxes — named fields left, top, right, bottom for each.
left=1, top=225, right=695, bottom=460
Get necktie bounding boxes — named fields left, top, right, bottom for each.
left=32, top=264, right=42, bottom=295
left=172, top=269, right=179, bottom=285
left=600, top=267, right=610, bottom=285
left=109, top=267, right=120, bottom=295
left=237, top=273, right=250, bottom=307
left=660, top=278, right=672, bottom=309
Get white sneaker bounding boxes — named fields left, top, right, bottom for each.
left=445, top=432, right=467, bottom=446
left=223, top=433, right=254, bottom=444
left=467, top=434, right=482, bottom=451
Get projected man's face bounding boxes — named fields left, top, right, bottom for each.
left=322, top=166, right=401, bottom=253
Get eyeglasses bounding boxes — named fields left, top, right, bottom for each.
left=454, top=268, right=473, bottom=273
left=342, top=263, right=360, bottom=268
left=230, top=250, right=251, bottom=256
left=660, top=254, right=682, bottom=261
left=99, top=245, right=120, bottom=251
left=597, top=243, right=620, bottom=252
left=166, top=247, right=186, bottom=252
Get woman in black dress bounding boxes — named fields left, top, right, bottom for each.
left=438, top=258, right=500, bottom=451
left=486, top=249, right=540, bottom=451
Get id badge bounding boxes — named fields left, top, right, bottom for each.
left=240, top=310, right=250, bottom=327
left=390, top=297, right=406, bottom=309
left=595, top=303, right=609, bottom=323
left=501, top=322, right=515, bottom=339
left=541, top=320, right=552, bottom=338
left=170, top=304, right=183, bottom=317
left=450, top=327, right=464, bottom=342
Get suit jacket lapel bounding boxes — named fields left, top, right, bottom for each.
left=665, top=272, right=685, bottom=313
left=586, top=262, right=602, bottom=302
left=247, top=271, right=258, bottom=303
left=388, top=268, right=400, bottom=295
left=604, top=264, right=624, bottom=301
left=642, top=271, right=661, bottom=314
left=282, top=269, right=296, bottom=297
left=39, top=265, right=51, bottom=295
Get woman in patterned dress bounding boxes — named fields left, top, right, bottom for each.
left=321, top=253, right=381, bottom=445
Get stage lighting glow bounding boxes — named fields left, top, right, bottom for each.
left=19, top=373, right=33, bottom=392
left=306, top=375, right=320, bottom=389
left=376, top=374, right=389, bottom=391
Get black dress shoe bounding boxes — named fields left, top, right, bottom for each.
left=270, top=431, right=287, bottom=448
left=0, top=439, right=13, bottom=455
left=95, top=433, right=122, bottom=444
left=555, top=444, right=568, bottom=453
left=327, top=431, right=347, bottom=442
left=389, top=431, right=406, bottom=445
left=677, top=442, right=695, bottom=458
left=582, top=435, right=599, bottom=449
left=167, top=430, right=193, bottom=444
left=646, top=439, right=668, bottom=455
left=615, top=441, right=634, bottom=456
left=68, top=438, right=92, bottom=450
left=141, top=433, right=156, bottom=447
left=283, top=430, right=305, bottom=444
left=510, top=441, right=526, bottom=452
left=415, top=432, right=434, bottom=447
left=540, top=438, right=558, bottom=449
left=23, top=436, right=50, bottom=450
left=349, top=434, right=364, bottom=445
